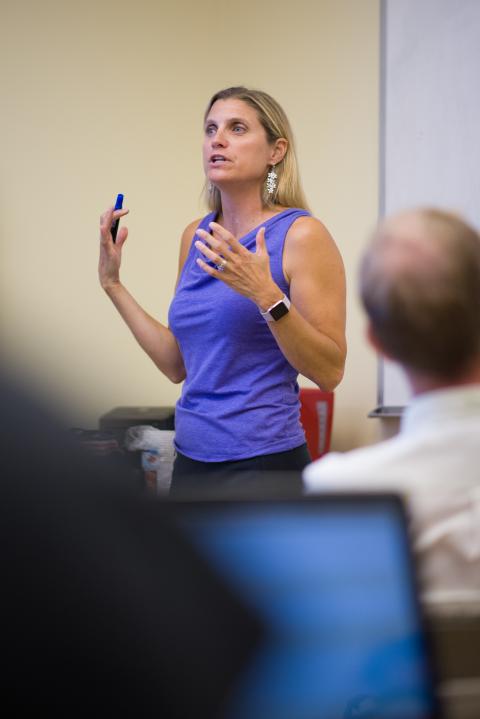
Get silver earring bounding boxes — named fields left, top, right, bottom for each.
left=208, top=182, right=214, bottom=193
left=266, top=165, right=277, bottom=196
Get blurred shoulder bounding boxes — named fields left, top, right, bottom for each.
left=302, top=433, right=414, bottom=492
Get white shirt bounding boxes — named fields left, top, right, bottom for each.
left=303, top=385, right=480, bottom=608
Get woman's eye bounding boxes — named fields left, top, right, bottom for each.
left=233, top=125, right=246, bottom=133
left=205, top=125, right=216, bottom=136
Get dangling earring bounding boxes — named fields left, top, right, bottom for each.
left=208, top=182, right=214, bottom=193
left=266, top=165, right=278, bottom=196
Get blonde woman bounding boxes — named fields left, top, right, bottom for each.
left=99, top=86, right=346, bottom=489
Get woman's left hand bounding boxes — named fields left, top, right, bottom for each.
left=194, top=221, right=281, bottom=310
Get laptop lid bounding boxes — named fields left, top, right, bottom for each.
left=165, top=493, right=441, bottom=719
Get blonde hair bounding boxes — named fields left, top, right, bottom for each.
left=203, top=86, right=309, bottom=212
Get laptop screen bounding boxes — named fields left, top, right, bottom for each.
left=168, top=494, right=439, bottom=719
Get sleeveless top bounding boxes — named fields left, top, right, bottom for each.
left=168, top=208, right=310, bottom=461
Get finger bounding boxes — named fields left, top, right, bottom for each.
left=196, top=228, right=232, bottom=256
left=208, top=221, right=245, bottom=253
left=194, top=239, right=223, bottom=264
left=100, top=207, right=114, bottom=228
left=196, top=257, right=222, bottom=278
left=109, top=208, right=129, bottom=237
left=100, top=208, right=129, bottom=241
left=100, top=206, right=128, bottom=224
left=208, top=221, right=233, bottom=242
left=112, top=208, right=129, bottom=221
left=100, top=216, right=113, bottom=242
left=255, top=226, right=267, bottom=255
left=116, top=226, right=129, bottom=248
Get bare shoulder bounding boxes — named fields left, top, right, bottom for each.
left=286, top=215, right=337, bottom=249
left=179, top=216, right=203, bottom=257
left=175, top=217, right=203, bottom=286
left=180, top=217, right=203, bottom=247
left=284, top=215, right=344, bottom=281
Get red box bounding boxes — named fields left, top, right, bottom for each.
left=299, top=389, right=334, bottom=460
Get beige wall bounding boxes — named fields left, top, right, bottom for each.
left=1, top=0, right=380, bottom=449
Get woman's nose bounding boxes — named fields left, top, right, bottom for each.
left=212, top=128, right=227, bottom=147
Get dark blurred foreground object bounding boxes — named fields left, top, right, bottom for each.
left=69, top=426, right=144, bottom=492
left=70, top=427, right=122, bottom=456
left=427, top=606, right=480, bottom=719
left=0, top=378, right=260, bottom=718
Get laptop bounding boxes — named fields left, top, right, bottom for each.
left=164, top=493, right=441, bottom=719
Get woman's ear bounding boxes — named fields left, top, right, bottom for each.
left=270, top=138, right=288, bottom=165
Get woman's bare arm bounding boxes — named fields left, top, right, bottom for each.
left=267, top=216, right=346, bottom=390
left=99, top=207, right=199, bottom=383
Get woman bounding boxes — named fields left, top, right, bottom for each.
left=99, top=86, right=346, bottom=488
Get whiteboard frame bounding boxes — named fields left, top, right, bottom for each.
left=374, top=0, right=480, bottom=414
left=374, top=0, right=402, bottom=416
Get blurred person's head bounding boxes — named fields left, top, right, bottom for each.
left=359, top=208, right=480, bottom=393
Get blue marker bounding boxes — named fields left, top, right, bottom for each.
left=111, top=193, right=124, bottom=243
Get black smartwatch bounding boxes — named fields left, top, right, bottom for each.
left=260, top=294, right=291, bottom=322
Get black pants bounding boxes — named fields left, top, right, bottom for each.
left=170, top=443, right=311, bottom=497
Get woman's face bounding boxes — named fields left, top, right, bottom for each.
left=203, top=98, right=279, bottom=189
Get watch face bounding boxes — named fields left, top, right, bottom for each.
left=270, top=301, right=289, bottom=321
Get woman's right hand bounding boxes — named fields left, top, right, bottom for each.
left=98, top=205, right=130, bottom=290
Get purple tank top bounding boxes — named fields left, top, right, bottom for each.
left=168, top=208, right=310, bottom=461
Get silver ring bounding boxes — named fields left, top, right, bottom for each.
left=215, top=258, right=227, bottom=272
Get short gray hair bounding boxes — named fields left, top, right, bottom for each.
left=359, top=208, right=480, bottom=379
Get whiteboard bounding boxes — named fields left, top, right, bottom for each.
left=378, top=0, right=480, bottom=412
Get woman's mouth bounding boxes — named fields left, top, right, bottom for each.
left=210, top=155, right=229, bottom=164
